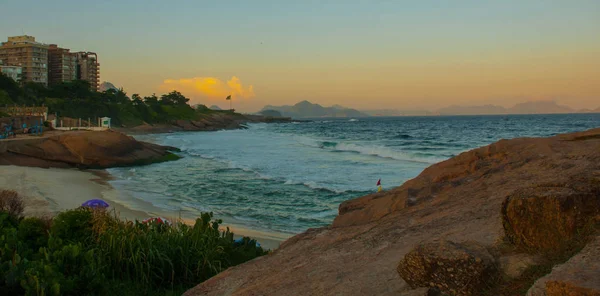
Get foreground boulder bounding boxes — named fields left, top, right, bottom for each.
left=397, top=240, right=496, bottom=296
left=0, top=130, right=178, bottom=168
left=527, top=235, right=600, bottom=296
left=185, top=128, right=600, bottom=296
left=502, top=183, right=600, bottom=254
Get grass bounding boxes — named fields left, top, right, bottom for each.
left=0, top=191, right=267, bottom=296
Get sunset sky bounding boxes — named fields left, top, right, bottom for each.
left=1, top=0, right=599, bottom=112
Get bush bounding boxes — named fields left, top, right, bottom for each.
left=0, top=190, right=24, bottom=219
left=50, top=208, right=94, bottom=244
left=0, top=205, right=268, bottom=295
left=18, top=217, right=50, bottom=252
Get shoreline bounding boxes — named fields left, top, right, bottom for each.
left=0, top=165, right=285, bottom=249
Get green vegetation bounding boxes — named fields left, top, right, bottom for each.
left=0, top=190, right=267, bottom=296
left=0, top=74, right=226, bottom=127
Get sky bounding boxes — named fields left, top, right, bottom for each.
left=1, top=0, right=599, bottom=112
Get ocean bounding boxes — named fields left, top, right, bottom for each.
left=107, top=114, right=600, bottom=237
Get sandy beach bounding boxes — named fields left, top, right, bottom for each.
left=0, top=165, right=284, bottom=249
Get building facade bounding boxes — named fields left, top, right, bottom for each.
left=0, top=60, right=23, bottom=82
left=75, top=52, right=100, bottom=91
left=0, top=36, right=49, bottom=86
left=48, top=44, right=77, bottom=85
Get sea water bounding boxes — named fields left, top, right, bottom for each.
left=107, top=114, right=600, bottom=236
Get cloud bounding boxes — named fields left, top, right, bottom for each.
left=159, top=76, right=255, bottom=102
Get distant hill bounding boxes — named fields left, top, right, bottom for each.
left=508, top=101, right=574, bottom=114
left=99, top=81, right=118, bottom=92
left=436, top=101, right=577, bottom=115
left=258, top=109, right=283, bottom=117
left=261, top=101, right=369, bottom=119
left=209, top=105, right=222, bottom=110
left=594, top=107, right=600, bottom=113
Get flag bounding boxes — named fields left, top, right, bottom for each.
left=225, top=95, right=231, bottom=100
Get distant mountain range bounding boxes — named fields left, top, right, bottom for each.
left=209, top=105, right=222, bottom=110
left=260, top=100, right=598, bottom=118
left=261, top=101, right=369, bottom=118
left=436, top=101, right=582, bottom=115
left=365, top=101, right=599, bottom=116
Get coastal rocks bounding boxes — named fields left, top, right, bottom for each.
left=185, top=128, right=600, bottom=296
left=527, top=235, right=600, bottom=296
left=498, top=253, right=541, bottom=279
left=116, top=112, right=291, bottom=134
left=0, top=130, right=178, bottom=169
left=501, top=184, right=600, bottom=254
left=397, top=240, right=497, bottom=296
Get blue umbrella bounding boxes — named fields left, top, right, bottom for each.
left=81, top=199, right=109, bottom=208
left=234, top=237, right=261, bottom=248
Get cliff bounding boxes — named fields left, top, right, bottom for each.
left=184, top=128, right=600, bottom=296
left=0, top=130, right=179, bottom=169
left=116, top=112, right=291, bottom=134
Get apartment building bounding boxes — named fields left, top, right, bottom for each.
left=75, top=52, right=100, bottom=91
left=0, top=36, right=49, bottom=86
left=48, top=44, right=77, bottom=85
left=0, top=59, right=23, bottom=82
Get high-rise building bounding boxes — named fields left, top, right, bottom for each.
left=0, top=59, right=23, bottom=82
left=48, top=44, right=77, bottom=85
left=75, top=52, right=100, bottom=91
left=0, top=36, right=49, bottom=86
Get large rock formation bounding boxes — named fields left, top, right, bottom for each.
left=116, top=112, right=291, bottom=134
left=397, top=240, right=497, bottom=295
left=502, top=184, right=600, bottom=254
left=527, top=235, right=600, bottom=295
left=184, top=128, right=600, bottom=296
left=0, top=130, right=178, bottom=168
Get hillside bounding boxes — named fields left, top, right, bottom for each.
left=185, top=127, right=600, bottom=296
left=436, top=101, right=576, bottom=116
left=262, top=101, right=369, bottom=118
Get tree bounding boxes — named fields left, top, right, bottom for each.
left=0, top=90, right=13, bottom=106
left=160, top=91, right=189, bottom=106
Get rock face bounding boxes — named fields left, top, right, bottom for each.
left=116, top=112, right=291, bottom=134
left=0, top=130, right=178, bottom=168
left=184, top=128, right=600, bottom=296
left=528, top=235, right=600, bottom=296
left=502, top=184, right=600, bottom=254
left=498, top=253, right=540, bottom=279
left=397, top=240, right=496, bottom=296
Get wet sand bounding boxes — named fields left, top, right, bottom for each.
left=0, top=165, right=284, bottom=249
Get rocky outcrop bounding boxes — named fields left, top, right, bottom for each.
left=397, top=240, right=497, bottom=296
left=116, top=112, right=291, bottom=134
left=502, top=183, right=600, bottom=254
left=185, top=128, right=600, bottom=296
left=498, top=253, right=541, bottom=279
left=0, top=130, right=179, bottom=169
left=527, top=235, right=600, bottom=296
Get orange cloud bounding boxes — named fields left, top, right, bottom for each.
left=159, top=76, right=255, bottom=103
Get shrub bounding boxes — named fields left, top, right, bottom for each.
left=50, top=208, right=94, bottom=244
left=18, top=217, right=50, bottom=252
left=0, top=190, right=24, bottom=219
left=0, top=205, right=268, bottom=295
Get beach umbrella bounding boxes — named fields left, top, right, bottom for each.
left=142, top=217, right=171, bottom=225
left=234, top=237, right=261, bottom=248
left=81, top=199, right=109, bottom=208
